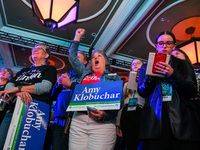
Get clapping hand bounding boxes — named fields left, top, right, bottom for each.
left=57, top=73, right=72, bottom=88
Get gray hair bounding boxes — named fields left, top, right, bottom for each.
left=34, top=43, right=51, bottom=61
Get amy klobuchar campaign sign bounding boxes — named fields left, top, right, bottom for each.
left=67, top=80, right=123, bottom=111
left=4, top=97, right=50, bottom=150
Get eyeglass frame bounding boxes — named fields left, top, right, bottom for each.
left=0, top=69, right=10, bottom=74
left=156, top=41, right=175, bottom=47
left=132, top=61, right=142, bottom=65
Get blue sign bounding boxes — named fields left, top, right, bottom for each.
left=67, top=80, right=123, bottom=111
left=15, top=99, right=50, bottom=150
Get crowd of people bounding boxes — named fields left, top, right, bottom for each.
left=0, top=28, right=199, bottom=150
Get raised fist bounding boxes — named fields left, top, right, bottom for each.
left=74, top=28, right=85, bottom=41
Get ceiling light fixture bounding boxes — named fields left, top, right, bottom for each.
left=30, top=0, right=79, bottom=31
left=177, top=27, right=200, bottom=65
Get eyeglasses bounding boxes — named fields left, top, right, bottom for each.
left=132, top=61, right=142, bottom=65
left=0, top=69, right=9, bottom=74
left=32, top=46, right=46, bottom=53
left=157, top=41, right=174, bottom=47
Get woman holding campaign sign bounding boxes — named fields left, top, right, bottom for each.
left=116, top=58, right=145, bottom=150
left=138, top=31, right=200, bottom=150
left=0, top=44, right=57, bottom=150
left=68, top=28, right=123, bottom=150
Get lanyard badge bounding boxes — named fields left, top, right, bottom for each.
left=161, top=82, right=172, bottom=102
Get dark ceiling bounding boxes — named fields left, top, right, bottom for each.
left=0, top=0, right=200, bottom=76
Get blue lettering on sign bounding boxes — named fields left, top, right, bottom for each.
left=70, top=81, right=123, bottom=103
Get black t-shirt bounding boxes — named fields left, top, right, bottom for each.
left=9, top=65, right=57, bottom=108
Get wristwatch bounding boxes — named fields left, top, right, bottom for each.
left=17, top=85, right=23, bottom=92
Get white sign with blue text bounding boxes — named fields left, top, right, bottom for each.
left=67, top=80, right=123, bottom=111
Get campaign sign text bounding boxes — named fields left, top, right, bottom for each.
left=4, top=97, right=50, bottom=150
left=67, top=80, right=123, bottom=111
